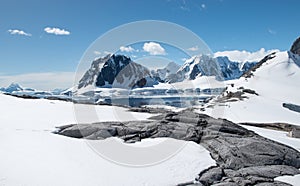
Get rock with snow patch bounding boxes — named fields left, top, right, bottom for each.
left=55, top=109, right=300, bottom=185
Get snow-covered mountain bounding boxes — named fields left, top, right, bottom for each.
left=78, top=54, right=158, bottom=89
left=150, top=62, right=181, bottom=82
left=0, top=83, right=24, bottom=93
left=174, top=55, right=219, bottom=82
left=0, top=83, right=70, bottom=99
left=78, top=54, right=257, bottom=92
left=216, top=56, right=256, bottom=80
left=169, top=55, right=256, bottom=83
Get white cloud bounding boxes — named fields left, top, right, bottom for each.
left=0, top=72, right=75, bottom=90
left=44, top=27, right=70, bottom=35
left=143, top=42, right=166, bottom=55
left=120, top=46, right=137, bottom=53
left=8, top=29, right=31, bottom=36
left=214, top=48, right=280, bottom=62
left=103, top=51, right=111, bottom=55
left=93, top=51, right=111, bottom=57
left=94, top=51, right=101, bottom=55
left=187, top=46, right=199, bottom=51
left=201, top=4, right=206, bottom=9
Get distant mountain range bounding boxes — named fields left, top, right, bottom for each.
left=78, top=54, right=257, bottom=90
left=0, top=83, right=70, bottom=98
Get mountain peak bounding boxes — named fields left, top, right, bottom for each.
left=5, top=83, right=23, bottom=93
left=78, top=54, right=158, bottom=89
left=289, top=36, right=300, bottom=67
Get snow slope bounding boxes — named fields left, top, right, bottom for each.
left=202, top=51, right=300, bottom=125
left=0, top=93, right=215, bottom=186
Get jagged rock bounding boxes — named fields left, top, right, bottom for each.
left=242, top=52, right=276, bottom=78
left=198, top=166, right=224, bottom=185
left=78, top=54, right=158, bottom=89
left=223, top=165, right=300, bottom=184
left=290, top=36, right=300, bottom=55
left=242, top=88, right=258, bottom=95
left=55, top=110, right=300, bottom=185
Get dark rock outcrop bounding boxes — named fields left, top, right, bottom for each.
left=242, top=52, right=277, bottom=78
left=290, top=36, right=300, bottom=55
left=55, top=110, right=300, bottom=185
left=283, top=103, right=300, bottom=114
left=78, top=54, right=158, bottom=89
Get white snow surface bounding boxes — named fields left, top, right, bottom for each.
left=0, top=93, right=215, bottom=186
left=202, top=51, right=300, bottom=125
left=275, top=173, right=300, bottom=186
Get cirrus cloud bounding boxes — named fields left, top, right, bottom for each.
left=143, top=42, right=166, bottom=55
left=44, top=27, right=70, bottom=35
left=8, top=29, right=31, bottom=36
left=187, top=46, right=199, bottom=51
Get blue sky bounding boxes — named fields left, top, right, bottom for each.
left=1, top=0, right=300, bottom=89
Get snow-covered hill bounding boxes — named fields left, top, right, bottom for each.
left=0, top=93, right=215, bottom=186
left=202, top=50, right=300, bottom=125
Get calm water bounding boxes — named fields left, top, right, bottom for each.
left=104, top=96, right=211, bottom=108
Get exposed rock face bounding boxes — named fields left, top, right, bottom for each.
left=55, top=110, right=300, bottom=185
left=217, top=56, right=257, bottom=80
left=78, top=54, right=112, bottom=89
left=78, top=54, right=158, bottom=89
left=289, top=37, right=300, bottom=67
left=170, top=55, right=257, bottom=83
left=242, top=52, right=277, bottom=78
left=174, top=55, right=223, bottom=82
left=290, top=36, right=300, bottom=55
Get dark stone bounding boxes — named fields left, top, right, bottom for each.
left=290, top=36, right=300, bottom=55
left=283, top=103, right=300, bottom=114
left=242, top=88, right=259, bottom=96
left=198, top=166, right=224, bottom=185
left=55, top=109, right=300, bottom=185
left=136, top=78, right=147, bottom=88
left=242, top=52, right=277, bottom=78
